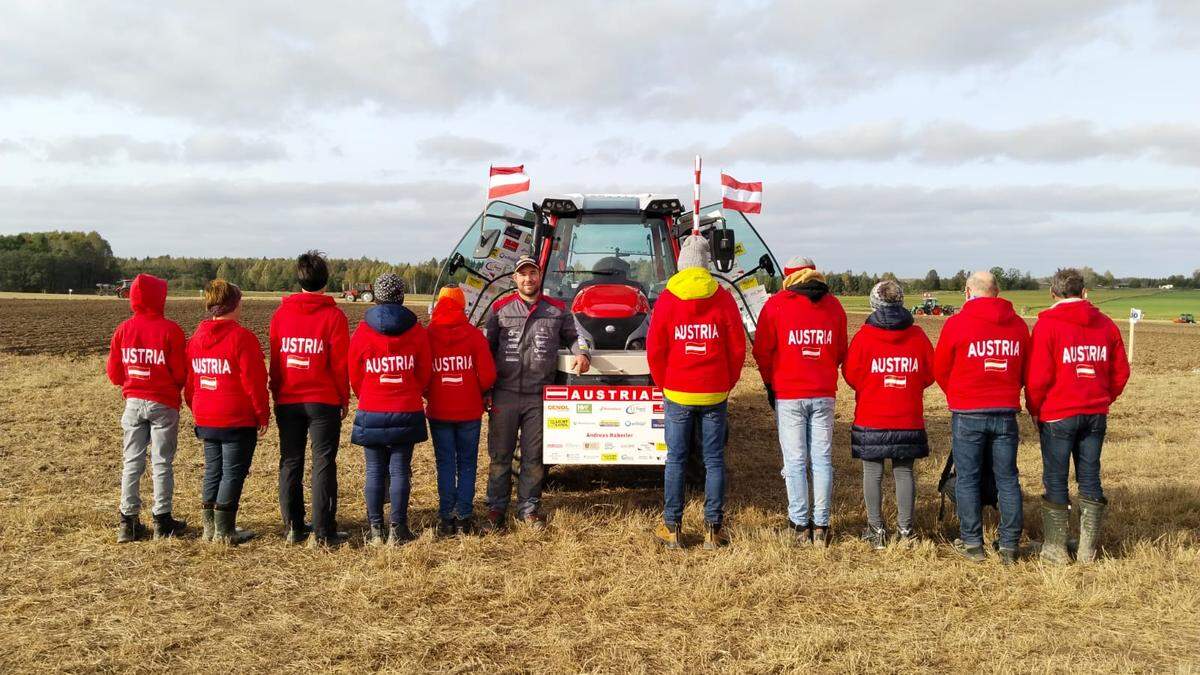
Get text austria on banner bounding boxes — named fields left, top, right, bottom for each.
left=720, top=173, right=762, bottom=214
left=488, top=165, right=531, bottom=199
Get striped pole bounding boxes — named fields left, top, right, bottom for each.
left=692, top=155, right=702, bottom=236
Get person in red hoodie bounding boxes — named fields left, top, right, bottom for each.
left=647, top=234, right=745, bottom=550
left=426, top=285, right=496, bottom=536
left=842, top=281, right=934, bottom=549
left=268, top=251, right=350, bottom=546
left=1026, top=268, right=1130, bottom=565
left=185, top=280, right=269, bottom=546
left=752, top=256, right=847, bottom=547
left=934, top=270, right=1031, bottom=564
left=106, top=274, right=188, bottom=543
left=349, top=273, right=431, bottom=546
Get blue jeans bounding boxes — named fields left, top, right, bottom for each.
left=1040, top=414, right=1107, bottom=505
left=952, top=412, right=1023, bottom=549
left=200, top=430, right=257, bottom=510
left=663, top=399, right=728, bottom=526
left=430, top=420, right=482, bottom=520
left=364, top=445, right=414, bottom=526
left=776, top=397, right=835, bottom=527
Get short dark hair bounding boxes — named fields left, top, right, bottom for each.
left=297, top=250, right=329, bottom=292
left=1051, top=268, right=1086, bottom=298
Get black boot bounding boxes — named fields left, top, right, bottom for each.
left=455, top=517, right=474, bottom=536
left=212, top=508, right=255, bottom=546
left=388, top=522, right=415, bottom=546
left=437, top=518, right=457, bottom=537
left=201, top=505, right=216, bottom=542
left=153, top=513, right=187, bottom=539
left=117, top=514, right=148, bottom=544
left=285, top=520, right=311, bottom=545
left=1077, top=497, right=1107, bottom=563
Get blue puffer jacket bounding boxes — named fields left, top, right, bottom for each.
left=850, top=304, right=930, bottom=460
left=350, top=304, right=429, bottom=448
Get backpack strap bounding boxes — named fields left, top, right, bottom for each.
left=937, top=452, right=955, bottom=521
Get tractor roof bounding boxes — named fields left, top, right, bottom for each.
left=541, top=193, right=683, bottom=218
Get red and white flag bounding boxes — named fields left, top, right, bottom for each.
left=721, top=172, right=762, bottom=214
left=488, top=165, right=530, bottom=199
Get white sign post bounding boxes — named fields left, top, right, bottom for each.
left=1128, top=308, right=1142, bottom=365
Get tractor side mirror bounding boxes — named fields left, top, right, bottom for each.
left=711, top=229, right=736, bottom=273
left=758, top=254, right=775, bottom=277
left=473, top=229, right=501, bottom=259
left=448, top=252, right=466, bottom=272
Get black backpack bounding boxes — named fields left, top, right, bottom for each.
left=937, top=450, right=999, bottom=520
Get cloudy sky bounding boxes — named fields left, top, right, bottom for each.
left=1, top=1, right=1197, bottom=276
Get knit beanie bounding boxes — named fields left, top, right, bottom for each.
left=374, top=273, right=406, bottom=304
left=677, top=234, right=710, bottom=271
left=783, top=255, right=816, bottom=276
left=436, top=285, right=465, bottom=310
left=869, top=280, right=905, bottom=311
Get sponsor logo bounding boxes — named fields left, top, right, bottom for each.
left=801, top=347, right=822, bottom=359
left=440, top=374, right=464, bottom=386
left=285, top=355, right=310, bottom=370
left=600, top=453, right=619, bottom=462
left=684, top=342, right=707, bottom=356
left=883, top=374, right=908, bottom=388
left=1075, top=363, right=1096, bottom=379
left=545, top=404, right=570, bottom=412
left=652, top=419, right=665, bottom=429
left=737, top=276, right=759, bottom=291
left=379, top=374, right=404, bottom=384
left=652, top=403, right=664, bottom=414
left=199, top=376, right=218, bottom=391
left=655, top=442, right=667, bottom=452
left=983, top=358, right=1008, bottom=373
left=584, top=442, right=600, bottom=450
left=600, top=420, right=620, bottom=427
left=127, top=366, right=151, bottom=379
left=625, top=404, right=646, bottom=414
left=546, top=417, right=571, bottom=430
left=502, top=238, right=520, bottom=251
left=576, top=404, right=592, bottom=414
left=545, top=443, right=564, bottom=449
left=465, top=275, right=484, bottom=289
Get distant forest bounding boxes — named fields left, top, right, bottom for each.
left=1, top=231, right=1196, bottom=294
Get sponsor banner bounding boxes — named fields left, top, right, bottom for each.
left=544, top=385, right=666, bottom=464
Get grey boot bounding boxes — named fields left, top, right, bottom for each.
left=367, top=524, right=387, bottom=547
left=201, top=507, right=215, bottom=542
left=116, top=514, right=148, bottom=544
left=212, top=509, right=255, bottom=546
left=1039, top=498, right=1072, bottom=565
left=1076, top=497, right=1107, bottom=563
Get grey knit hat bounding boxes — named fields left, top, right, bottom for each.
left=374, top=273, right=406, bottom=304
left=676, top=234, right=710, bottom=271
left=869, top=280, right=904, bottom=311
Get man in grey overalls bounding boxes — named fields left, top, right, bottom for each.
left=483, top=256, right=591, bottom=531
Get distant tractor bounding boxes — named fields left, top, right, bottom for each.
left=912, top=293, right=956, bottom=316
left=97, top=279, right=134, bottom=298
left=342, top=283, right=374, bottom=303
left=1175, top=313, right=1195, bottom=324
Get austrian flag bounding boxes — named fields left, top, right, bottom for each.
left=721, top=173, right=762, bottom=214
left=488, top=165, right=530, bottom=199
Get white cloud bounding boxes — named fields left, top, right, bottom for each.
left=416, top=134, right=516, bottom=163
left=182, top=133, right=288, bottom=163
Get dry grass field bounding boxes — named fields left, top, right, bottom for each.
left=0, top=296, right=1197, bottom=672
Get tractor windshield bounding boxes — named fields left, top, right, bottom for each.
left=543, top=215, right=676, bottom=302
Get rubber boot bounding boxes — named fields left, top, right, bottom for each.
left=367, top=524, right=387, bottom=547
left=212, top=508, right=255, bottom=546
left=116, top=514, right=148, bottom=544
left=388, top=522, right=415, bottom=546
left=201, top=505, right=216, bottom=542
left=153, top=512, right=187, bottom=539
left=1076, top=497, right=1107, bottom=564
left=1039, top=498, right=1072, bottom=565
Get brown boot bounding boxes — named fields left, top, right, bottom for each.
left=655, top=522, right=682, bottom=549
left=703, top=523, right=729, bottom=550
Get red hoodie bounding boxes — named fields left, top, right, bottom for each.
left=1025, top=299, right=1130, bottom=422
left=425, top=299, right=497, bottom=422
left=843, top=320, right=935, bottom=429
left=186, top=319, right=270, bottom=428
left=105, top=274, right=188, bottom=409
left=269, top=293, right=349, bottom=408
left=349, top=305, right=432, bottom=414
left=752, top=287, right=848, bottom=399
left=646, top=268, right=746, bottom=405
left=934, top=296, right=1030, bottom=412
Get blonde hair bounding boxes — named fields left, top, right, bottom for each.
left=203, top=279, right=242, bottom=316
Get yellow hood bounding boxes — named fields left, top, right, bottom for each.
left=666, top=267, right=718, bottom=300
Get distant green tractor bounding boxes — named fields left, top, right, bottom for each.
left=912, top=294, right=956, bottom=317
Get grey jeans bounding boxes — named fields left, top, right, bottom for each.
left=862, top=458, right=915, bottom=531
left=120, top=398, right=180, bottom=516
left=486, top=390, right=544, bottom=518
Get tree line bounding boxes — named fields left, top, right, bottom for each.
left=1, top=231, right=1196, bottom=295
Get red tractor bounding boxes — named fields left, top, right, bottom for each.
left=342, top=283, right=374, bottom=303
left=912, top=293, right=955, bottom=316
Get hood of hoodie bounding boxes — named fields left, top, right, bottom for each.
left=428, top=297, right=473, bottom=345
left=1039, top=298, right=1104, bottom=327
left=365, top=303, right=418, bottom=336
left=194, top=318, right=240, bottom=349
left=866, top=304, right=914, bottom=333
left=129, top=274, right=167, bottom=316
left=666, top=267, right=718, bottom=300
left=959, top=295, right=1018, bottom=324
left=281, top=291, right=337, bottom=314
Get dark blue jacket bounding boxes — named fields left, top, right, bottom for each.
left=350, top=304, right=428, bottom=448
